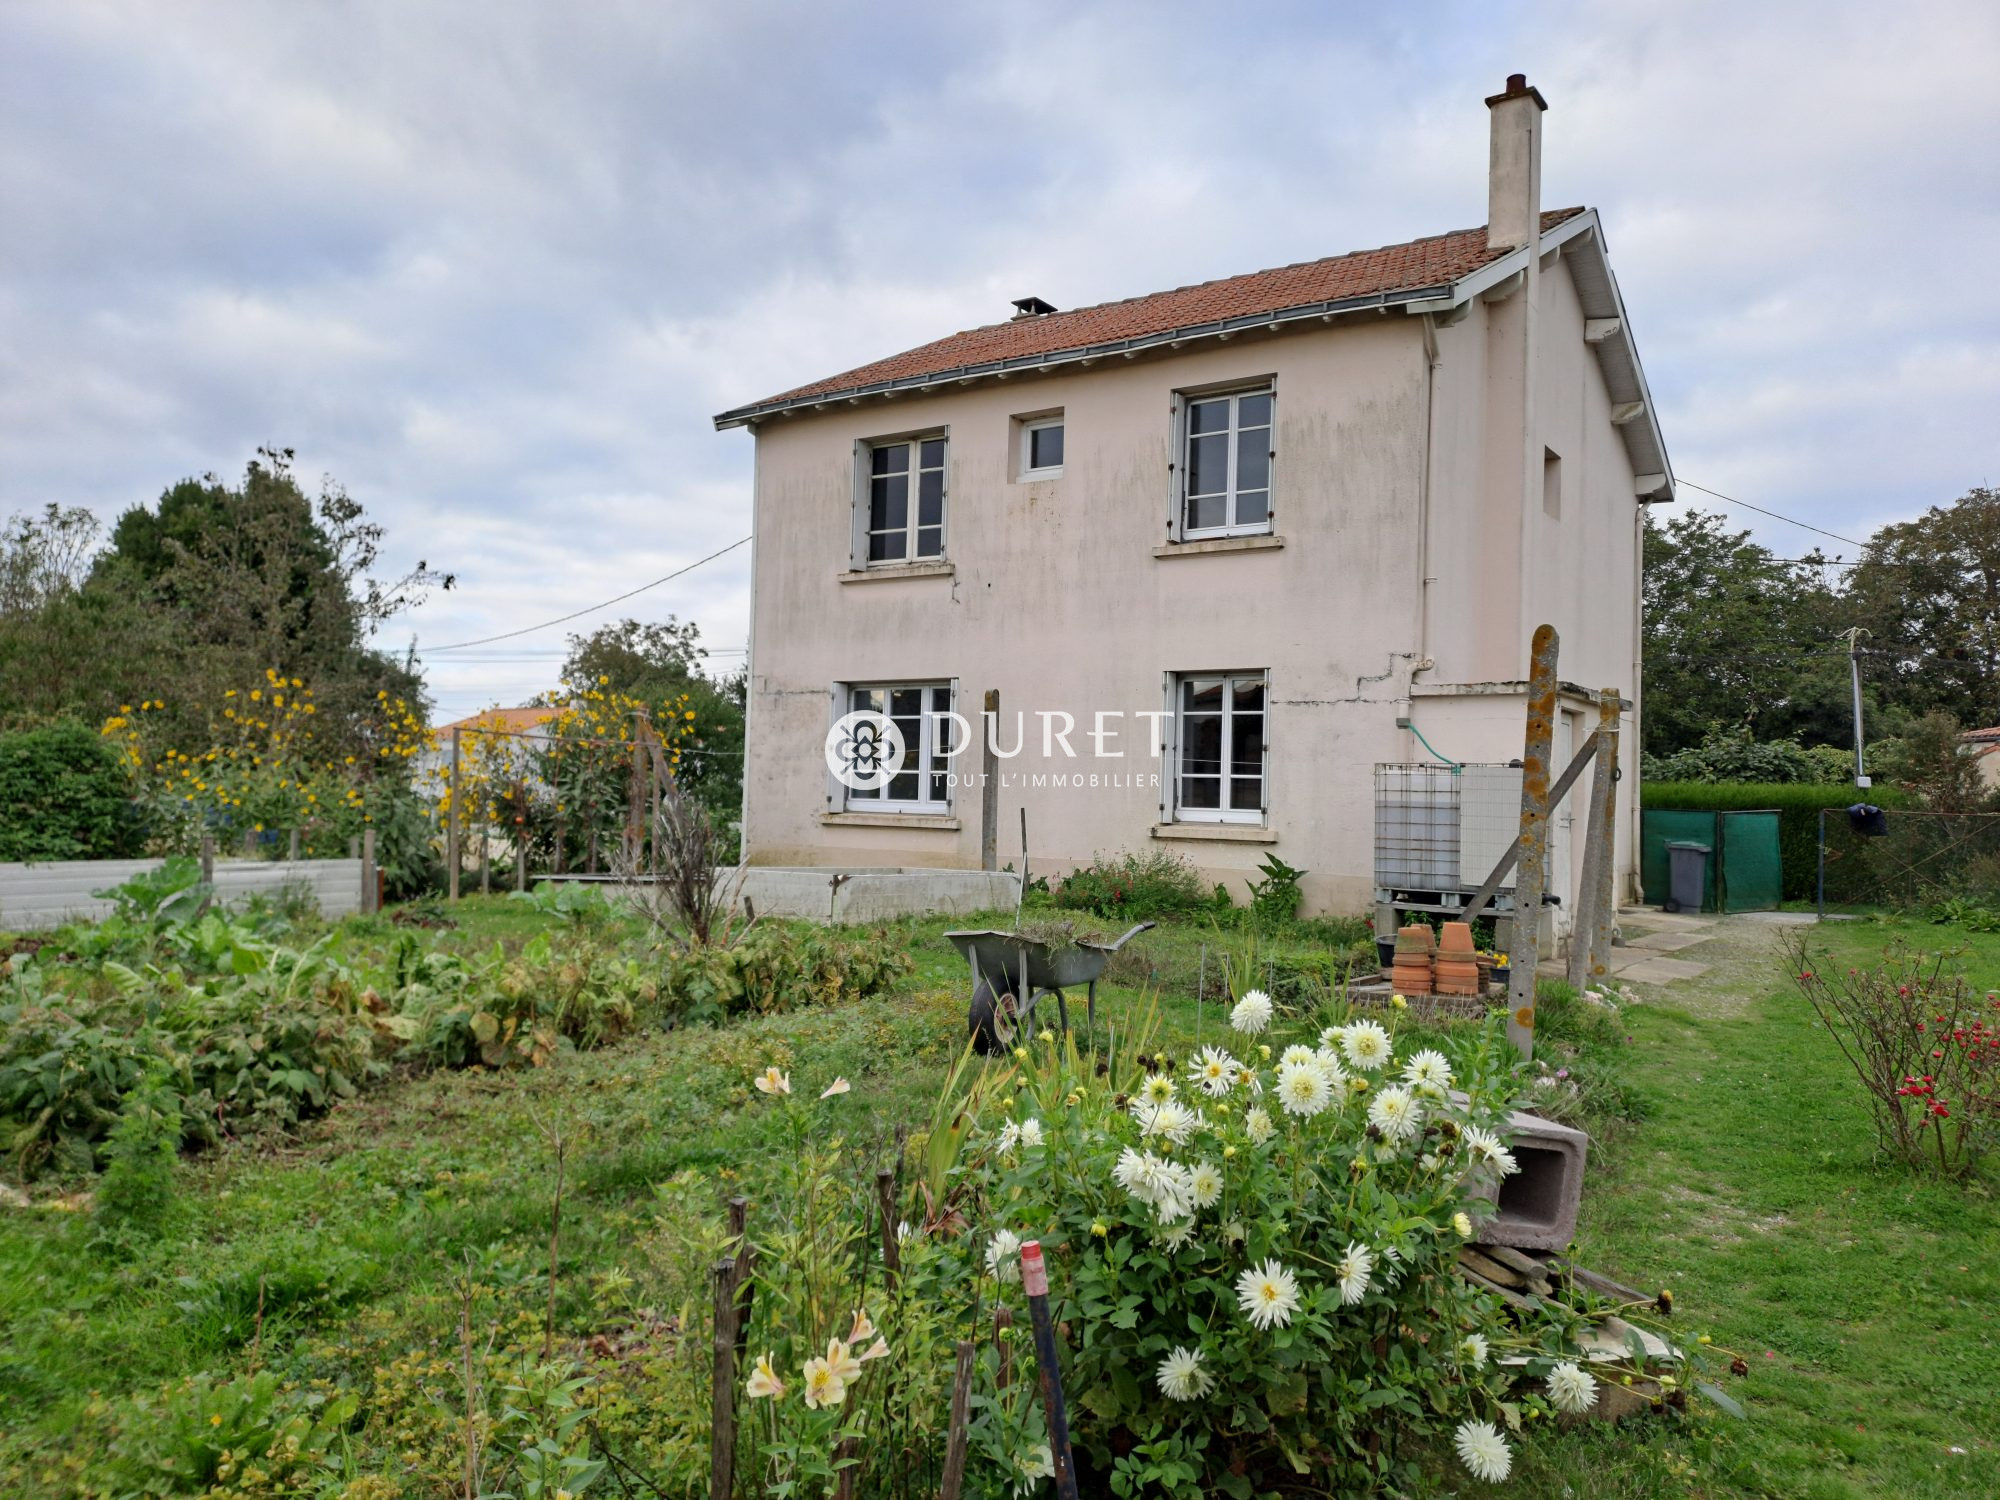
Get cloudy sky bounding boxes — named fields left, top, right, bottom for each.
left=3, top=0, right=1996, bottom=720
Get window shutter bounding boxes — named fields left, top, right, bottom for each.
left=827, top=681, right=847, bottom=811
left=850, top=440, right=869, bottom=570
left=947, top=675, right=962, bottom=809
left=1159, top=671, right=1175, bottom=824
left=1260, top=672, right=1272, bottom=816
left=1166, top=394, right=1186, bottom=541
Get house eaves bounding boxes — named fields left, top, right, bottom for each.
left=714, top=208, right=1672, bottom=505
left=710, top=281, right=1461, bottom=430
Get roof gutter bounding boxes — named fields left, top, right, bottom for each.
left=711, top=282, right=1456, bottom=430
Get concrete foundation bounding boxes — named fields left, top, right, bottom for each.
left=725, top=866, right=1020, bottom=923
left=1471, top=1108, right=1589, bottom=1253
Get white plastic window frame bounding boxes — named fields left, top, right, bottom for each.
left=1169, top=382, right=1275, bottom=541
left=1167, top=669, right=1269, bottom=824
left=852, top=431, right=948, bottom=567
left=841, top=680, right=958, bottom=813
left=1018, top=413, right=1065, bottom=480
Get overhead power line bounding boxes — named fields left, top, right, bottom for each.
left=421, top=535, right=752, bottom=653
left=1676, top=480, right=1867, bottom=549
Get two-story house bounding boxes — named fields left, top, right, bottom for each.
left=714, top=77, right=1669, bottom=922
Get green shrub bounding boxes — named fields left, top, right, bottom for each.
left=92, top=1066, right=181, bottom=1242
left=1053, top=848, right=1222, bottom=921
left=0, top=720, right=139, bottom=861
left=1641, top=729, right=1852, bottom=786
left=0, top=986, right=172, bottom=1174
left=662, top=925, right=911, bottom=1017
left=97, top=1369, right=356, bottom=1496
left=1245, top=853, right=1306, bottom=927
left=1643, top=781, right=1912, bottom=901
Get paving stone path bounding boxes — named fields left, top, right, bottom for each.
left=1604, top=907, right=1820, bottom=991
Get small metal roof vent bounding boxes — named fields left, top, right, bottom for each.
left=1010, top=295, right=1058, bottom=320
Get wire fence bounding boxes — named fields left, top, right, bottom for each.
left=1817, top=807, right=2000, bottom=913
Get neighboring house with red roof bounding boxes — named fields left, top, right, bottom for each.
left=417, top=706, right=561, bottom=792
left=715, top=77, right=1666, bottom=921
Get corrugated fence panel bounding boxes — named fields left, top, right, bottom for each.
left=0, top=859, right=363, bottom=930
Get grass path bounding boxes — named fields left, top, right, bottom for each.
left=1572, top=916, right=2000, bottom=1498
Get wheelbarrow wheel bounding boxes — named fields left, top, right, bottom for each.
left=969, top=974, right=1021, bottom=1056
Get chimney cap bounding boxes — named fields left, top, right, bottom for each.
left=1485, top=73, right=1548, bottom=110
left=1011, top=295, right=1058, bottom=319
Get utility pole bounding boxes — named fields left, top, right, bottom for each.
left=1842, top=626, right=1871, bottom=789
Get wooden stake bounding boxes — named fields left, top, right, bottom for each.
left=994, top=1305, right=1014, bottom=1392
left=709, top=1256, right=739, bottom=1500
left=875, top=1168, right=901, bottom=1290
left=1020, top=1242, right=1080, bottom=1500
left=362, top=827, right=378, bottom=915
left=938, top=1339, right=976, bottom=1500
left=288, top=828, right=301, bottom=862
left=447, top=726, right=462, bottom=902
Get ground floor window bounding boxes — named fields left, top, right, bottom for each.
left=845, top=681, right=956, bottom=812
left=1172, top=670, right=1266, bottom=821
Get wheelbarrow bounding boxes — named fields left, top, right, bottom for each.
left=945, top=922, right=1155, bottom=1054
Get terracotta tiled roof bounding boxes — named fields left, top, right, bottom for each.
left=438, top=706, right=559, bottom=735
left=1963, top=726, right=2000, bottom=744
left=736, top=209, right=1585, bottom=414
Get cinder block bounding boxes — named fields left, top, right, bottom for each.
left=1470, top=1109, right=1588, bottom=1253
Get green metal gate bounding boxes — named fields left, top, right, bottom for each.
left=1639, top=808, right=1783, bottom=913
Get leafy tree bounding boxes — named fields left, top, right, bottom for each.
left=1844, top=487, right=2000, bottom=730
left=1642, top=510, right=1859, bottom=755
left=559, top=617, right=745, bottom=834
left=1873, top=711, right=1994, bottom=814
left=2, top=451, right=450, bottom=762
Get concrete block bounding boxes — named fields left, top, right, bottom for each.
left=1471, top=1108, right=1588, bottom=1254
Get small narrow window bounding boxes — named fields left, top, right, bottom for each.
left=864, top=434, right=946, bottom=563
left=845, top=681, right=957, bottom=811
left=1170, top=670, right=1267, bottom=823
left=1542, top=447, right=1562, bottom=520
left=1019, top=414, right=1064, bottom=478
left=1178, top=385, right=1273, bottom=538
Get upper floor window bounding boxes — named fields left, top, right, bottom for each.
left=860, top=434, right=946, bottom=564
left=1019, top=414, right=1064, bottom=478
left=1178, top=385, right=1273, bottom=538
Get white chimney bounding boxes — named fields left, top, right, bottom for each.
left=1485, top=73, right=1546, bottom=253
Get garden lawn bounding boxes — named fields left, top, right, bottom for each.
left=1564, top=915, right=2000, bottom=1499
left=5, top=895, right=1997, bottom=1496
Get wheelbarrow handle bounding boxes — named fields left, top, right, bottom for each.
left=1104, top=916, right=1168, bottom=952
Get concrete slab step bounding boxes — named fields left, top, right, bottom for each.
left=1613, top=956, right=1712, bottom=984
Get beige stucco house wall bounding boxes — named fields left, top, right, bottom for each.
left=716, top=78, right=1670, bottom=932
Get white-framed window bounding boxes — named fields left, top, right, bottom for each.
left=858, top=434, right=947, bottom=564
left=1018, top=413, right=1064, bottom=479
left=844, top=681, right=958, bottom=811
left=1175, top=384, right=1273, bottom=538
left=1169, top=670, right=1267, bottom=822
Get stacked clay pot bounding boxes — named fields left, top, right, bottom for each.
left=1434, top=921, right=1481, bottom=997
left=1392, top=923, right=1434, bottom=996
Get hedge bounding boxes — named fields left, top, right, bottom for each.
left=0, top=721, right=140, bottom=863
left=1642, top=781, right=1911, bottom=902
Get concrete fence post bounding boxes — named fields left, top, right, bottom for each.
left=981, top=689, right=1000, bottom=872
left=288, top=828, right=301, bottom=862
left=361, top=827, right=378, bottom=915
left=1505, top=624, right=1559, bottom=1060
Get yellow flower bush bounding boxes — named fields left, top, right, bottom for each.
left=102, top=670, right=431, bottom=856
